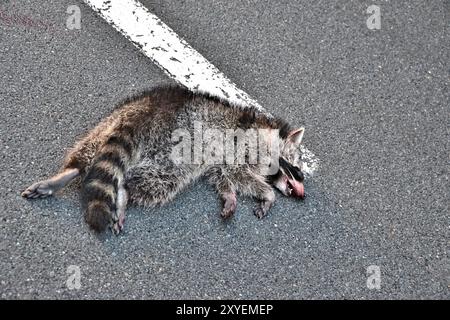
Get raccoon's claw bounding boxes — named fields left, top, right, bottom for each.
left=21, top=180, right=55, bottom=199
left=221, top=205, right=236, bottom=219
left=111, top=211, right=126, bottom=236
left=111, top=221, right=122, bottom=236
left=111, top=217, right=125, bottom=236
left=253, top=207, right=267, bottom=219
left=253, top=200, right=273, bottom=219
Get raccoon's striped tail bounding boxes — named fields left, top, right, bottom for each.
left=81, top=132, right=134, bottom=232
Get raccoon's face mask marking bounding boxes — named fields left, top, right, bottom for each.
left=269, top=127, right=305, bottom=198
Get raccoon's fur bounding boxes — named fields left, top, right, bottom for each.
left=22, top=85, right=306, bottom=234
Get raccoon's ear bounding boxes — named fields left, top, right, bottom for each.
left=287, top=127, right=305, bottom=146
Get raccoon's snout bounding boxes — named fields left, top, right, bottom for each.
left=273, top=174, right=305, bottom=199
left=275, top=157, right=305, bottom=199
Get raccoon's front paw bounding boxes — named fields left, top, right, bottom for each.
left=253, top=200, right=274, bottom=219
left=253, top=207, right=266, bottom=219
left=221, top=200, right=236, bottom=219
left=220, top=192, right=237, bottom=219
left=21, top=180, right=55, bottom=199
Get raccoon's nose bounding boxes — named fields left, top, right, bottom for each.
left=296, top=182, right=305, bottom=199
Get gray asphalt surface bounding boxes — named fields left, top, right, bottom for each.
left=0, top=0, right=448, bottom=299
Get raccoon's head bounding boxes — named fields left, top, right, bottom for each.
left=269, top=127, right=305, bottom=199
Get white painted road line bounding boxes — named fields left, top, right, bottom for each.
left=83, top=0, right=319, bottom=175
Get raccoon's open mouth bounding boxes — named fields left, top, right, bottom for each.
left=287, top=178, right=305, bottom=199
left=277, top=157, right=305, bottom=199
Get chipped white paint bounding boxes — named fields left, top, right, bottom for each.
left=83, top=0, right=319, bottom=174
left=300, top=145, right=319, bottom=176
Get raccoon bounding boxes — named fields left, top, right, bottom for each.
left=22, top=85, right=306, bottom=234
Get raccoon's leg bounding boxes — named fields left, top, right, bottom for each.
left=21, top=168, right=80, bottom=199
left=221, top=191, right=237, bottom=219
left=207, top=168, right=237, bottom=219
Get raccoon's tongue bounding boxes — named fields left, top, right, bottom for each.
left=288, top=179, right=305, bottom=199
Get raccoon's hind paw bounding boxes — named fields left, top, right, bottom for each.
left=111, top=187, right=127, bottom=235
left=111, top=211, right=126, bottom=236
left=111, top=221, right=122, bottom=236
left=21, top=180, right=55, bottom=199
left=21, top=168, right=80, bottom=199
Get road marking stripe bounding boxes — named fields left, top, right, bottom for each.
left=83, top=0, right=319, bottom=175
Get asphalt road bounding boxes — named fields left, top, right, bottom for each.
left=0, top=0, right=448, bottom=299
